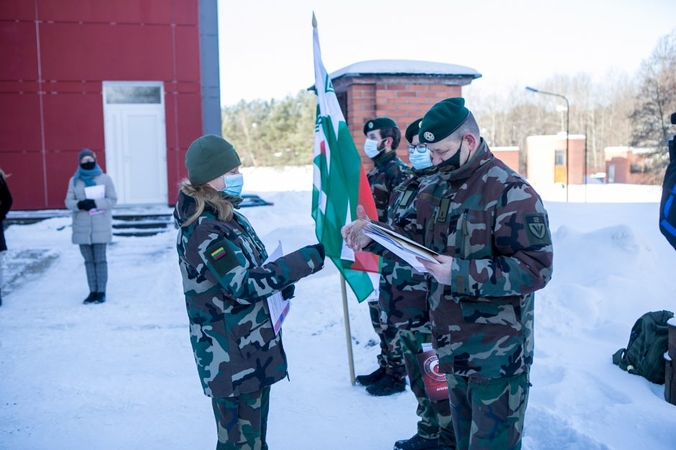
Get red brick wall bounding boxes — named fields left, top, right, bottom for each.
left=335, top=76, right=463, bottom=170
left=493, top=150, right=521, bottom=175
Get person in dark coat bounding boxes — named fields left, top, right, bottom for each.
left=64, top=149, right=117, bottom=304
left=659, top=120, right=676, bottom=250
left=174, top=134, right=325, bottom=450
left=0, top=168, right=13, bottom=307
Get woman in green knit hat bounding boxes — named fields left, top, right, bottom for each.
left=174, top=134, right=326, bottom=450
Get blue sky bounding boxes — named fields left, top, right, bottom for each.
left=217, top=0, right=675, bottom=106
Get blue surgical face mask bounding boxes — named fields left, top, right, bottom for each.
left=222, top=173, right=244, bottom=197
left=408, top=146, right=433, bottom=170
left=363, top=138, right=383, bottom=158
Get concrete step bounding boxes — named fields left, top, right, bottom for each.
left=4, top=194, right=273, bottom=238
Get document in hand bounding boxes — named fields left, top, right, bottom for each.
left=84, top=185, right=106, bottom=215
left=265, top=241, right=290, bottom=335
left=84, top=185, right=105, bottom=199
left=362, top=222, right=439, bottom=273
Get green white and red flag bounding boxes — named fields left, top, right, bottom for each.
left=311, top=15, right=380, bottom=302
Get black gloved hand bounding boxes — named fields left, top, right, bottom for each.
left=310, top=242, right=325, bottom=261
left=281, top=285, right=295, bottom=300
left=77, top=199, right=97, bottom=211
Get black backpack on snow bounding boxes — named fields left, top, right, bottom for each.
left=612, top=310, right=674, bottom=384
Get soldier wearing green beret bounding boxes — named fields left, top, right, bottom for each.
left=383, top=119, right=457, bottom=450
left=175, top=134, right=326, bottom=450
left=356, top=117, right=412, bottom=396
left=343, top=98, right=554, bottom=450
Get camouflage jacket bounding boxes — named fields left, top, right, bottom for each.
left=368, top=140, right=553, bottom=380
left=378, top=166, right=438, bottom=332
left=367, top=150, right=411, bottom=223
left=174, top=192, right=324, bottom=398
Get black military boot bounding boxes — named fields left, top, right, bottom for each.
left=355, top=366, right=386, bottom=386
left=366, top=373, right=406, bottom=396
left=94, top=292, right=106, bottom=304
left=393, top=434, right=439, bottom=450
left=82, top=292, right=97, bottom=304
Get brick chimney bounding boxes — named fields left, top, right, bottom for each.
left=329, top=60, right=481, bottom=168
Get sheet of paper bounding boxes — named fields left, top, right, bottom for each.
left=363, top=222, right=439, bottom=273
left=84, top=185, right=105, bottom=200
left=264, top=241, right=290, bottom=335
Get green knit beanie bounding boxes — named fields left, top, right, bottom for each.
left=185, top=135, right=241, bottom=185
left=419, top=97, right=470, bottom=144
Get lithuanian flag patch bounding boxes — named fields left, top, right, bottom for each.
left=210, top=246, right=227, bottom=261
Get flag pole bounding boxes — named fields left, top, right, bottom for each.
left=340, top=273, right=356, bottom=385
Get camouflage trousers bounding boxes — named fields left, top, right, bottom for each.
left=211, top=386, right=270, bottom=450
left=446, top=372, right=530, bottom=450
left=368, top=301, right=406, bottom=378
left=400, top=329, right=456, bottom=448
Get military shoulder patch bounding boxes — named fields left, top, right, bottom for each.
left=524, top=213, right=550, bottom=245
left=205, top=239, right=241, bottom=277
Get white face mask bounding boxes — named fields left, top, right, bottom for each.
left=363, top=139, right=382, bottom=158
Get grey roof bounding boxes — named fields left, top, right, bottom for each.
left=329, top=59, right=482, bottom=80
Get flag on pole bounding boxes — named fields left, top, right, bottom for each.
left=311, top=13, right=380, bottom=303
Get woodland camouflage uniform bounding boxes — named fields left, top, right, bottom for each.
left=366, top=149, right=411, bottom=382
left=175, top=193, right=324, bottom=449
left=367, top=140, right=553, bottom=450
left=383, top=165, right=456, bottom=448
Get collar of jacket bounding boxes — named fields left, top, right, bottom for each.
left=174, top=191, right=243, bottom=226
left=437, top=138, right=494, bottom=182
left=371, top=149, right=398, bottom=168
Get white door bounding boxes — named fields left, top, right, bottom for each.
left=103, top=81, right=167, bottom=206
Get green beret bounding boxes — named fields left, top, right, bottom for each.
left=363, top=117, right=398, bottom=135
left=185, top=135, right=241, bottom=185
left=405, top=118, right=423, bottom=144
left=419, top=97, right=470, bottom=144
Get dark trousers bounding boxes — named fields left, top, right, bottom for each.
left=212, top=386, right=270, bottom=450
left=79, top=243, right=108, bottom=293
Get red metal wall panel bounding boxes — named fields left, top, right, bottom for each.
left=1, top=152, right=47, bottom=210
left=42, top=93, right=105, bottom=151
left=0, top=2, right=35, bottom=21
left=174, top=26, right=201, bottom=81
left=0, top=21, right=39, bottom=80
left=0, top=0, right=203, bottom=209
left=37, top=0, right=172, bottom=24
left=39, top=22, right=174, bottom=81
left=0, top=93, right=42, bottom=152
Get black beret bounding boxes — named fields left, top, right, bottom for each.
left=405, top=118, right=423, bottom=144
left=363, top=117, right=398, bottom=135
left=419, top=97, right=470, bottom=144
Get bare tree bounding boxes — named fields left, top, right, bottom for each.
left=630, top=29, right=676, bottom=154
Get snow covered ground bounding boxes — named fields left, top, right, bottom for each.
left=1, top=166, right=675, bottom=450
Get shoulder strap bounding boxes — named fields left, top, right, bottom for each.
left=612, top=348, right=626, bottom=368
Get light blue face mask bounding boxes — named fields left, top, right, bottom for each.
left=222, top=173, right=244, bottom=197
left=408, top=146, right=433, bottom=170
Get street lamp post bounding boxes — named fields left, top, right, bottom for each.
left=526, top=86, right=570, bottom=202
